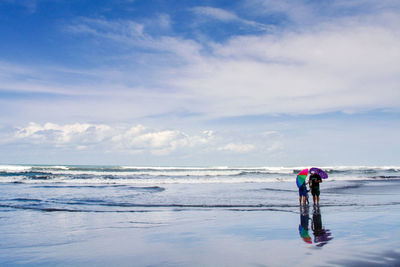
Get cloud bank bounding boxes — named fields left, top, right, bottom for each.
left=12, top=123, right=217, bottom=156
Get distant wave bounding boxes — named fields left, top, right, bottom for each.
left=0, top=164, right=399, bottom=184
left=1, top=164, right=399, bottom=173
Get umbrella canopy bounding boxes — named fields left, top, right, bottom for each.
left=309, top=167, right=328, bottom=179
left=296, top=168, right=308, bottom=188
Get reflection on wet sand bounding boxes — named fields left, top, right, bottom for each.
left=299, top=205, right=333, bottom=246
left=311, top=206, right=333, bottom=247
left=299, top=206, right=312, bottom=243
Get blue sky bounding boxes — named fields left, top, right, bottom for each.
left=0, top=0, right=399, bottom=166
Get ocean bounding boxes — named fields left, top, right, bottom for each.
left=1, top=165, right=400, bottom=266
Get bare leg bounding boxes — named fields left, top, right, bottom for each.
left=313, top=195, right=316, bottom=204
left=302, top=196, right=306, bottom=205
left=317, top=196, right=319, bottom=205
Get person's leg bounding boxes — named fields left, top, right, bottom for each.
left=311, top=188, right=315, bottom=204
left=302, top=196, right=306, bottom=205
left=316, top=196, right=319, bottom=205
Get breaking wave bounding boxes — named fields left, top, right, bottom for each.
left=0, top=164, right=399, bottom=184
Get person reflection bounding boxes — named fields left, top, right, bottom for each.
left=298, top=205, right=312, bottom=243
left=311, top=206, right=333, bottom=247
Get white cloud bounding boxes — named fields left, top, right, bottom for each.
left=13, top=122, right=214, bottom=155
left=191, top=6, right=272, bottom=31
left=263, top=131, right=278, bottom=137
left=15, top=122, right=113, bottom=147
left=192, top=6, right=239, bottom=22
left=218, top=143, right=256, bottom=153
left=66, top=17, right=202, bottom=62
left=67, top=18, right=145, bottom=40
left=168, top=17, right=400, bottom=116
left=112, top=125, right=214, bottom=155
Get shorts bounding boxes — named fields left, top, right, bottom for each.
left=311, top=187, right=320, bottom=196
left=299, top=185, right=307, bottom=197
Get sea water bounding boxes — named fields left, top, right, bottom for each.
left=1, top=165, right=400, bottom=266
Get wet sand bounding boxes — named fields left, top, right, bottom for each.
left=1, top=203, right=400, bottom=266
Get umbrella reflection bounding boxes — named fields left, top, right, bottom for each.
left=298, top=206, right=333, bottom=246
left=299, top=206, right=312, bottom=243
left=311, top=206, right=333, bottom=247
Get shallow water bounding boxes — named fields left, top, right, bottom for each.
left=1, top=165, right=400, bottom=266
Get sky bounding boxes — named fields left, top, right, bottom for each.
left=0, top=0, right=399, bottom=166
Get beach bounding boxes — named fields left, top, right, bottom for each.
left=1, top=166, right=400, bottom=266
left=2, top=1, right=400, bottom=266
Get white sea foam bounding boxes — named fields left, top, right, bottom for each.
left=119, top=166, right=295, bottom=174
left=0, top=165, right=32, bottom=172
left=0, top=175, right=292, bottom=184
left=121, top=166, right=231, bottom=170
left=318, top=165, right=400, bottom=171
left=34, top=169, right=247, bottom=177
left=0, top=175, right=29, bottom=183
left=39, top=165, right=70, bottom=170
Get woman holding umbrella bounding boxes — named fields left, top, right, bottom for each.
left=297, top=169, right=309, bottom=205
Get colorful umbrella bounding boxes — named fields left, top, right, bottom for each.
left=309, top=167, right=328, bottom=179
left=296, top=168, right=308, bottom=188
